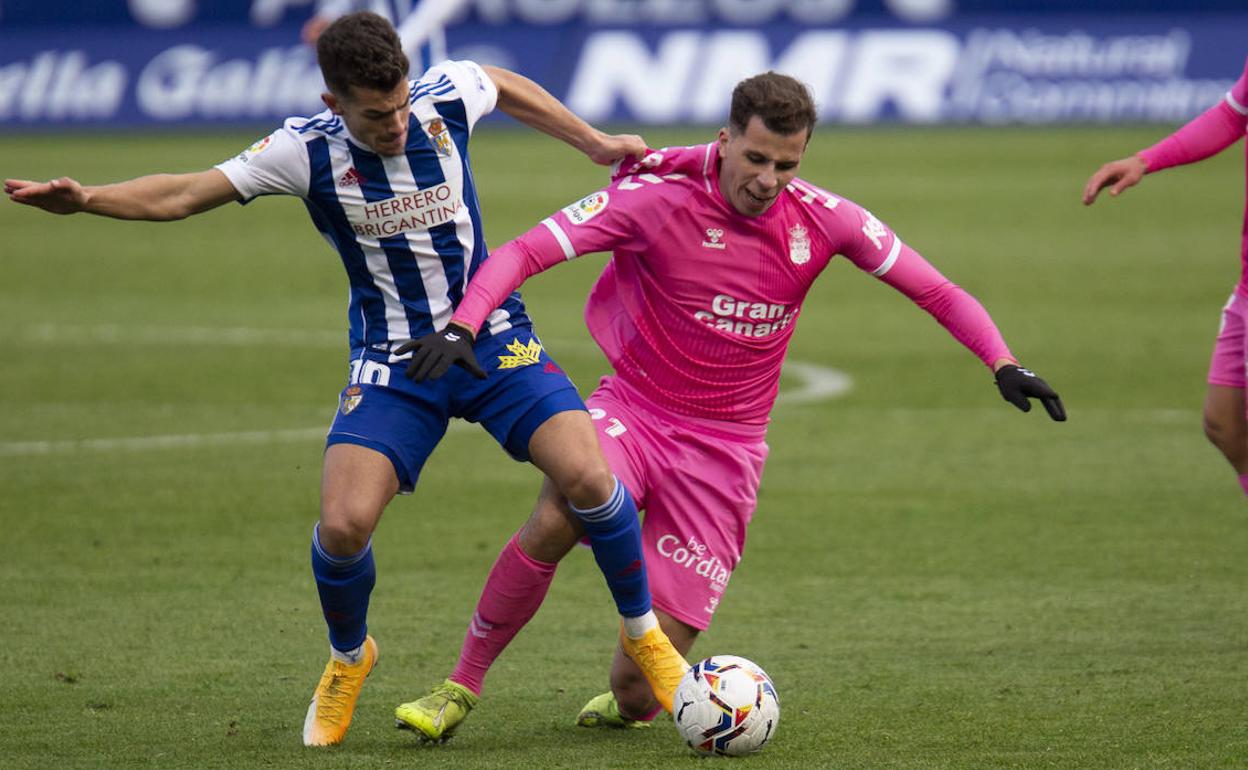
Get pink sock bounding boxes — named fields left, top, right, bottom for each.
left=1239, top=475, right=1248, bottom=496
left=450, top=533, right=557, bottom=695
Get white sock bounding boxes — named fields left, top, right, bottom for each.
left=331, top=642, right=365, bottom=665
left=622, top=610, right=659, bottom=639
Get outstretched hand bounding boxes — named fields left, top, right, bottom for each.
left=5, top=177, right=88, bottom=214
left=1082, top=156, right=1147, bottom=205
left=394, top=324, right=486, bottom=382
left=585, top=131, right=647, bottom=167
left=994, top=364, right=1066, bottom=422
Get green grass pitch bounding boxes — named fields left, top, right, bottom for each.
left=1, top=125, right=1245, bottom=769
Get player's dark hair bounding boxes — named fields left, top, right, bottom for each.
left=728, top=72, right=817, bottom=139
left=317, top=11, right=409, bottom=98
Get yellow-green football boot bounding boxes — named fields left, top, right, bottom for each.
left=395, top=679, right=478, bottom=743
left=576, top=691, right=653, bottom=729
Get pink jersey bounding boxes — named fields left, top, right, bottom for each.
left=1138, top=56, right=1248, bottom=296
left=454, top=143, right=1014, bottom=424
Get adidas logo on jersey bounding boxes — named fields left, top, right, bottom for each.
left=339, top=167, right=365, bottom=188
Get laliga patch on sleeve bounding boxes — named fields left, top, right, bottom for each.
left=236, top=134, right=273, bottom=164
left=562, top=191, right=609, bottom=225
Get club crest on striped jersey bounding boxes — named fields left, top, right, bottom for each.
left=339, top=385, right=363, bottom=415
left=497, top=337, right=543, bottom=369
left=788, top=224, right=811, bottom=265
left=563, top=192, right=608, bottom=225
left=425, top=118, right=452, bottom=157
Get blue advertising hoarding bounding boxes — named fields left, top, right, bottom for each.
left=0, top=0, right=1243, bottom=128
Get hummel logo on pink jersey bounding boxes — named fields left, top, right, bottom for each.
left=338, top=167, right=364, bottom=188
left=702, top=227, right=726, bottom=249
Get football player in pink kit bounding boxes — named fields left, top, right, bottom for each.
left=398, top=72, right=1065, bottom=737
left=1084, top=56, right=1248, bottom=497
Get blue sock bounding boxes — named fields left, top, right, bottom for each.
left=310, top=523, right=376, bottom=652
left=570, top=477, right=651, bottom=618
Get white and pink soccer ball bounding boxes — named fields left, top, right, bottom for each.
left=672, top=655, right=780, bottom=756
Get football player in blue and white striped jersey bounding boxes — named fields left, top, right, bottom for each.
left=6, top=11, right=689, bottom=749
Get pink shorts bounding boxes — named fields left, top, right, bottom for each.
left=586, top=377, right=769, bottom=631
left=1209, top=291, right=1248, bottom=388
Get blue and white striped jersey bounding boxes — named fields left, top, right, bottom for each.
left=216, top=60, right=528, bottom=360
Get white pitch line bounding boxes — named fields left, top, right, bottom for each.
left=777, top=360, right=853, bottom=405
left=18, top=323, right=589, bottom=350
left=20, top=323, right=344, bottom=347
left=0, top=422, right=481, bottom=458
left=0, top=359, right=852, bottom=457
left=0, top=427, right=330, bottom=457
left=11, top=323, right=847, bottom=401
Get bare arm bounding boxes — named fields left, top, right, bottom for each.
left=482, top=65, right=645, bottom=166
left=4, top=169, right=240, bottom=221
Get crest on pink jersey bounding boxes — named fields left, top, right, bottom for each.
left=788, top=224, right=811, bottom=265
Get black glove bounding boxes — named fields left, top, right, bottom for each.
left=994, top=364, right=1066, bottom=422
left=394, top=325, right=486, bottom=382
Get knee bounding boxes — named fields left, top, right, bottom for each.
left=1203, top=410, right=1243, bottom=451
left=558, top=461, right=616, bottom=510
left=1203, top=410, right=1248, bottom=470
left=516, top=490, right=581, bottom=562
left=317, top=500, right=378, bottom=556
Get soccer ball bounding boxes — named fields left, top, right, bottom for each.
left=673, top=655, right=780, bottom=756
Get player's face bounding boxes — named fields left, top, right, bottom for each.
left=716, top=116, right=808, bottom=217
left=325, top=81, right=411, bottom=157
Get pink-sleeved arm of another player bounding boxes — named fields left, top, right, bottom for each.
left=1137, top=101, right=1245, bottom=172
left=871, top=244, right=1016, bottom=368
left=452, top=186, right=645, bottom=334
left=1138, top=62, right=1248, bottom=172
left=451, top=225, right=568, bottom=334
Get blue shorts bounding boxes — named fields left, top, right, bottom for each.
left=326, top=327, right=585, bottom=493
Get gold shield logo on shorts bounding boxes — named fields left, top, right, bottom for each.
left=340, top=385, right=363, bottom=415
